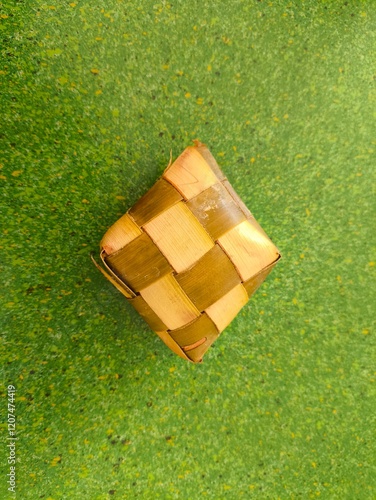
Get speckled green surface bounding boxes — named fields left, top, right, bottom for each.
left=1, top=1, right=375, bottom=499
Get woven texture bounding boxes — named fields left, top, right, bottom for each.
left=95, top=141, right=280, bottom=363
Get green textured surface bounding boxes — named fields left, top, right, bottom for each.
left=1, top=1, right=375, bottom=499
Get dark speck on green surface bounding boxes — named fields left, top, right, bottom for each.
left=1, top=1, right=375, bottom=499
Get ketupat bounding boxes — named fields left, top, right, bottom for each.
left=92, top=140, right=280, bottom=362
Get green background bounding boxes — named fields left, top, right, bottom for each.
left=1, top=1, right=375, bottom=498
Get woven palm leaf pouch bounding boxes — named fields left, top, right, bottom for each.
left=92, top=140, right=280, bottom=363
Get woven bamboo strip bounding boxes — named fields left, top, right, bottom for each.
left=129, top=295, right=168, bottom=331
left=183, top=338, right=207, bottom=352
left=192, top=140, right=227, bottom=181
left=140, top=274, right=200, bottom=330
left=243, top=256, right=280, bottom=297
left=218, top=220, right=280, bottom=281
left=106, top=232, right=173, bottom=291
left=247, top=214, right=277, bottom=241
left=222, top=179, right=253, bottom=220
left=169, top=313, right=218, bottom=347
left=163, top=146, right=218, bottom=200
left=91, top=253, right=135, bottom=299
left=143, top=202, right=214, bottom=273
left=187, top=182, right=246, bottom=240
left=169, top=314, right=219, bottom=363
left=154, top=330, right=192, bottom=362
left=175, top=244, right=241, bottom=311
left=129, top=178, right=182, bottom=226
left=100, top=213, right=142, bottom=255
left=182, top=334, right=218, bottom=363
left=205, top=283, right=249, bottom=331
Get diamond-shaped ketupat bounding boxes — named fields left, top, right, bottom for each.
left=92, top=140, right=280, bottom=363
